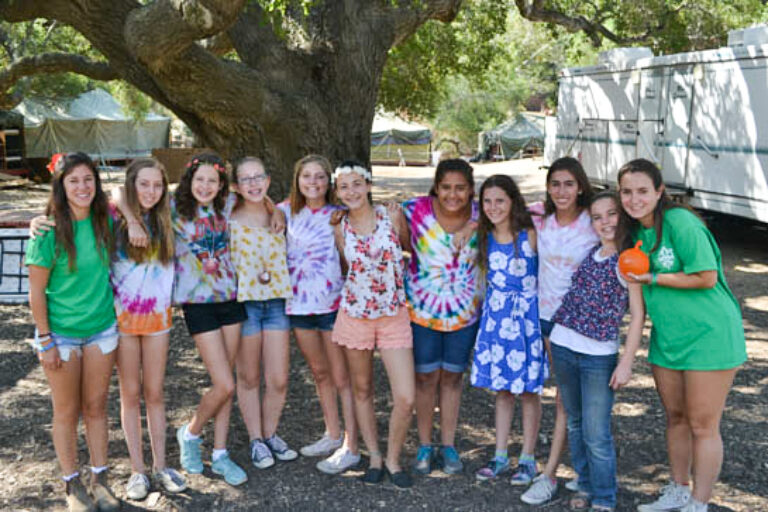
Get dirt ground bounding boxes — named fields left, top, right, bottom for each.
left=0, top=159, right=766, bottom=511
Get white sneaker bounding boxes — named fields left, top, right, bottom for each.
left=565, top=476, right=580, bottom=492
left=300, top=433, right=343, bottom=457
left=153, top=467, right=187, bottom=493
left=637, top=482, right=692, bottom=511
left=125, top=472, right=150, bottom=501
left=316, top=446, right=361, bottom=475
left=521, top=473, right=558, bottom=505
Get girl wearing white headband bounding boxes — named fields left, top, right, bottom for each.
left=331, top=160, right=416, bottom=489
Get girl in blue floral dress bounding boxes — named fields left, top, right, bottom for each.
left=471, top=175, right=548, bottom=482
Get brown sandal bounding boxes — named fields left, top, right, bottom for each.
left=569, top=491, right=591, bottom=510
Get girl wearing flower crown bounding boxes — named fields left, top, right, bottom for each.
left=331, top=160, right=415, bottom=489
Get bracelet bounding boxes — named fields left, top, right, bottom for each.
left=651, top=273, right=658, bottom=286
left=37, top=332, right=51, bottom=338
left=38, top=341, right=56, bottom=353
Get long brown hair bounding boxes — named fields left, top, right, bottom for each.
left=543, top=156, right=594, bottom=216
left=231, top=156, right=267, bottom=214
left=616, top=158, right=697, bottom=252
left=174, top=152, right=229, bottom=221
left=476, top=174, right=534, bottom=285
left=289, top=154, right=334, bottom=214
left=45, top=152, right=112, bottom=271
left=119, top=158, right=174, bottom=264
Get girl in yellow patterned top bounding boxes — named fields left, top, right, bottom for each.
left=229, top=157, right=296, bottom=468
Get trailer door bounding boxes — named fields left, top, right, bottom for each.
left=660, top=66, right=694, bottom=187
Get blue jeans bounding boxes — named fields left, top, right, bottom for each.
left=551, top=344, right=617, bottom=509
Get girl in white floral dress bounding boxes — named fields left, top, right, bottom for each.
left=471, top=175, right=548, bottom=482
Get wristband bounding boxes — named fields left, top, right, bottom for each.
left=651, top=273, right=658, bottom=286
left=38, top=340, right=56, bottom=353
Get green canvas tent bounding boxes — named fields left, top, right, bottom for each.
left=478, top=113, right=545, bottom=160
left=371, top=113, right=431, bottom=165
left=14, top=89, right=171, bottom=160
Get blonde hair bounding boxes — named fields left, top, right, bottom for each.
left=289, top=154, right=334, bottom=214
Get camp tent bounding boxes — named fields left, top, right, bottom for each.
left=371, top=113, right=432, bottom=165
left=14, top=89, right=171, bottom=160
left=478, top=113, right=545, bottom=160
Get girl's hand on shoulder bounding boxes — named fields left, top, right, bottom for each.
left=330, top=208, right=347, bottom=226
left=127, top=220, right=149, bottom=248
left=609, top=360, right=633, bottom=390
left=270, top=207, right=286, bottom=234
left=29, top=215, right=55, bottom=240
left=385, top=201, right=402, bottom=221
left=39, top=346, right=62, bottom=371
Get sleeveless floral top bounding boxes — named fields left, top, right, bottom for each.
left=340, top=205, right=406, bottom=319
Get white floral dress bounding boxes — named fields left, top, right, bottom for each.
left=470, top=230, right=548, bottom=394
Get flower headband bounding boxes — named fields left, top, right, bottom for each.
left=333, top=164, right=371, bottom=182
left=47, top=153, right=66, bottom=174
left=187, top=158, right=226, bottom=174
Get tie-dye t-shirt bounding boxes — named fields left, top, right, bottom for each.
left=277, top=202, right=344, bottom=315
left=230, top=221, right=292, bottom=302
left=402, top=196, right=481, bottom=331
left=172, top=196, right=238, bottom=304
left=110, top=212, right=174, bottom=335
left=530, top=202, right=598, bottom=321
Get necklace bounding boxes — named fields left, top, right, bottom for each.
left=202, top=211, right=220, bottom=275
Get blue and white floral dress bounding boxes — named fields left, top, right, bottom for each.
left=470, top=230, right=548, bottom=394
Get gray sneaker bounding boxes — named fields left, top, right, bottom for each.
left=521, top=473, right=558, bottom=505
left=300, top=434, right=343, bottom=457
left=125, top=473, right=150, bottom=501
left=637, top=482, right=691, bottom=511
left=316, top=446, right=361, bottom=474
left=153, top=468, right=187, bottom=493
left=250, top=438, right=276, bottom=469
left=265, top=434, right=298, bottom=461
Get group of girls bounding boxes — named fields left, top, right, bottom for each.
left=26, top=149, right=745, bottom=512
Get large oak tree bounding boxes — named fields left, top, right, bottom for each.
left=0, top=0, right=464, bottom=195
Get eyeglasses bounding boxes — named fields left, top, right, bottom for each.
left=238, top=174, right=268, bottom=185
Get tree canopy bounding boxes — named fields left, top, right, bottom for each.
left=1, top=0, right=766, bottom=188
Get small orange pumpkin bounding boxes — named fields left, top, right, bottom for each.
left=618, top=240, right=650, bottom=276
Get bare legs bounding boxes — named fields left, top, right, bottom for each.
left=345, top=347, right=415, bottom=471
left=415, top=369, right=464, bottom=447
left=492, top=391, right=541, bottom=455
left=45, top=345, right=116, bottom=476
left=117, top=333, right=170, bottom=474
left=236, top=329, right=290, bottom=440
left=652, top=366, right=737, bottom=503
left=187, top=324, right=241, bottom=450
left=295, top=328, right=358, bottom=452
left=541, top=336, right=567, bottom=479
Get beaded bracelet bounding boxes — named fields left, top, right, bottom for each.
left=38, top=341, right=57, bottom=353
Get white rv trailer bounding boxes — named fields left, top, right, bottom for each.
left=546, top=26, right=768, bottom=223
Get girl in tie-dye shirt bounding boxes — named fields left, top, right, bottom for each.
left=393, top=159, right=481, bottom=475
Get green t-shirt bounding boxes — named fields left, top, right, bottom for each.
left=25, top=215, right=116, bottom=338
left=635, top=208, right=746, bottom=370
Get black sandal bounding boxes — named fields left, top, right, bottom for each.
left=386, top=467, right=413, bottom=489
left=359, top=466, right=385, bottom=485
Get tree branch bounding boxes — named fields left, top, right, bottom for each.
left=0, top=52, right=118, bottom=108
left=125, top=0, right=246, bottom=66
left=389, top=0, right=463, bottom=46
left=514, top=0, right=676, bottom=47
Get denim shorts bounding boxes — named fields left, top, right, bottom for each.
left=181, top=301, right=247, bottom=336
left=242, top=299, right=290, bottom=336
left=411, top=321, right=479, bottom=374
left=540, top=318, right=555, bottom=338
left=42, top=322, right=119, bottom=362
left=289, top=311, right=338, bottom=332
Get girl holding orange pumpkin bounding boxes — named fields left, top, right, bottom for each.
left=618, top=159, right=746, bottom=512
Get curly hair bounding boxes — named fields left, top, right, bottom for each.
left=45, top=152, right=112, bottom=271
left=174, top=152, right=230, bottom=221
left=476, top=174, right=533, bottom=286
left=118, top=158, right=174, bottom=265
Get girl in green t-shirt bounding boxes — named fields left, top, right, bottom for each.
left=25, top=152, right=120, bottom=512
left=617, top=158, right=746, bottom=512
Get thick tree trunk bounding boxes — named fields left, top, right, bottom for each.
left=0, top=0, right=462, bottom=195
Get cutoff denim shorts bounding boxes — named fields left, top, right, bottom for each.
left=40, top=322, right=119, bottom=362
